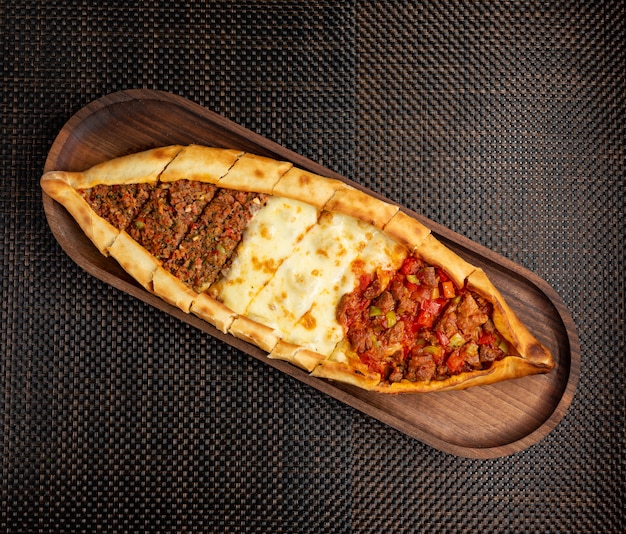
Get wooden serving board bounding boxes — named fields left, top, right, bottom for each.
left=42, top=89, right=580, bottom=458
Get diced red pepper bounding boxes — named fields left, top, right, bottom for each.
left=436, top=330, right=450, bottom=347
left=405, top=280, right=419, bottom=292
left=441, top=280, right=456, bottom=299
left=406, top=316, right=422, bottom=336
left=439, top=269, right=450, bottom=283
left=416, top=309, right=434, bottom=328
left=478, top=332, right=497, bottom=346
left=445, top=350, right=466, bottom=374
left=400, top=256, right=420, bottom=276
left=420, top=298, right=447, bottom=315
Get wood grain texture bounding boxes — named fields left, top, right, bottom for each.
left=42, top=90, right=580, bottom=458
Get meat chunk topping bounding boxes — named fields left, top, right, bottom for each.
left=337, top=256, right=509, bottom=384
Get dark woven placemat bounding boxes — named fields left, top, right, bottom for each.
left=1, top=1, right=624, bottom=532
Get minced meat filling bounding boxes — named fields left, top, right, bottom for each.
left=337, top=255, right=508, bottom=384
left=128, top=180, right=217, bottom=261
left=80, top=183, right=155, bottom=231
left=79, top=180, right=268, bottom=293
left=163, top=188, right=267, bottom=292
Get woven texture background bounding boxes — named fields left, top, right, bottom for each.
left=1, top=1, right=624, bottom=532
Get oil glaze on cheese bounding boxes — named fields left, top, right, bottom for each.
left=244, top=210, right=371, bottom=340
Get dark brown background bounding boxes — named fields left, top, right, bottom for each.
left=1, top=1, right=624, bottom=532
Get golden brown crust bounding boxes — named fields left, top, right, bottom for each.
left=74, top=145, right=183, bottom=188
left=41, top=172, right=119, bottom=254
left=228, top=316, right=280, bottom=353
left=268, top=341, right=326, bottom=372
left=107, top=231, right=159, bottom=290
left=160, top=145, right=242, bottom=183
left=416, top=234, right=476, bottom=289
left=292, top=349, right=327, bottom=372
left=41, top=169, right=73, bottom=188
left=324, top=188, right=399, bottom=230
left=190, top=293, right=237, bottom=334
left=217, top=152, right=293, bottom=193
left=382, top=210, right=431, bottom=252
left=267, top=340, right=301, bottom=364
left=272, top=167, right=351, bottom=209
left=311, top=360, right=380, bottom=390
left=310, top=341, right=381, bottom=390
left=152, top=267, right=197, bottom=313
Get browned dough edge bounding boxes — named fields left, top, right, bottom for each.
left=160, top=145, right=243, bottom=183
left=324, top=188, right=399, bottom=230
left=273, top=167, right=352, bottom=209
left=268, top=340, right=326, bottom=372
left=415, top=233, right=476, bottom=289
left=228, top=315, right=280, bottom=353
left=217, top=152, right=293, bottom=193
left=41, top=173, right=119, bottom=254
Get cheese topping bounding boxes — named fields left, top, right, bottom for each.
left=244, top=210, right=374, bottom=342
left=287, top=226, right=408, bottom=354
left=210, top=196, right=319, bottom=313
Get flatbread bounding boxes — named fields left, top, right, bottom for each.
left=41, top=145, right=554, bottom=395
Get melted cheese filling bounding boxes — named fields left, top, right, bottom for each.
left=215, top=200, right=407, bottom=355
left=286, top=227, right=407, bottom=354
left=210, top=196, right=319, bottom=313
left=244, top=210, right=372, bottom=336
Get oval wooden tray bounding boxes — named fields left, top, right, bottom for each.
left=42, top=89, right=580, bottom=458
